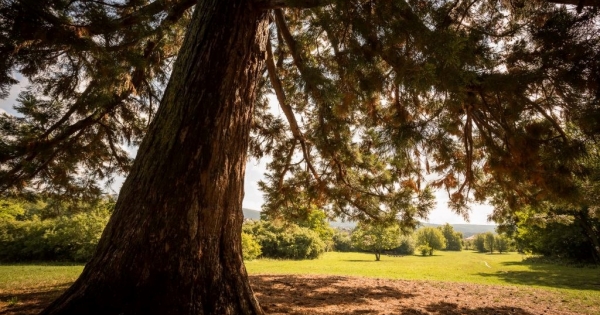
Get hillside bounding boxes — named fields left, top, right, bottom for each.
left=419, top=222, right=497, bottom=238
left=242, top=208, right=261, bottom=220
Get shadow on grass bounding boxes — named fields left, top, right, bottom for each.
left=401, top=302, right=535, bottom=315
left=251, top=274, right=416, bottom=313
left=251, top=275, right=538, bottom=314
left=0, top=283, right=69, bottom=315
left=476, top=260, right=600, bottom=291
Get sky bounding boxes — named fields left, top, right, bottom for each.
left=241, top=157, right=495, bottom=225
left=0, top=77, right=495, bottom=226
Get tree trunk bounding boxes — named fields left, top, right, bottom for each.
left=41, top=1, right=269, bottom=314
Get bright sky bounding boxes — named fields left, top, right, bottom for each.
left=242, top=157, right=494, bottom=225
left=0, top=78, right=495, bottom=225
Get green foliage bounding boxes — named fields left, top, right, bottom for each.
left=0, top=199, right=112, bottom=262
left=511, top=207, right=600, bottom=263
left=241, top=232, right=262, bottom=261
left=395, top=235, right=416, bottom=255
left=0, top=199, right=25, bottom=220
left=473, top=234, right=487, bottom=253
left=415, top=227, right=446, bottom=255
left=484, top=232, right=496, bottom=253
left=439, top=223, right=463, bottom=251
left=243, top=220, right=325, bottom=260
left=417, top=245, right=431, bottom=256
left=261, top=205, right=335, bottom=251
left=495, top=234, right=511, bottom=253
left=332, top=229, right=353, bottom=252
left=351, top=222, right=400, bottom=261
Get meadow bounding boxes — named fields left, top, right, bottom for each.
left=1, top=251, right=599, bottom=314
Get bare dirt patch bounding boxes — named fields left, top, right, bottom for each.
left=251, top=275, right=590, bottom=315
left=0, top=275, right=593, bottom=314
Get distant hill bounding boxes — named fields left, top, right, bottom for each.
left=242, top=208, right=261, bottom=220
left=419, top=222, right=496, bottom=238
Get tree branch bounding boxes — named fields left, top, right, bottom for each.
left=546, top=0, right=599, bottom=6
left=254, top=0, right=333, bottom=10
left=266, top=37, right=322, bottom=184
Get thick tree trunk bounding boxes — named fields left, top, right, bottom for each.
left=41, top=1, right=269, bottom=314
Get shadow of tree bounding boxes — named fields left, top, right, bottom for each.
left=476, top=260, right=600, bottom=292
left=0, top=283, right=69, bottom=315
left=401, top=302, right=535, bottom=315
left=250, top=275, right=540, bottom=315
left=251, top=274, right=416, bottom=313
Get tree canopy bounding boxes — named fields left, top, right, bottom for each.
left=1, top=0, right=599, bottom=225
left=1, top=0, right=600, bottom=313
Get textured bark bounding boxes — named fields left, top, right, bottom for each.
left=40, top=1, right=268, bottom=314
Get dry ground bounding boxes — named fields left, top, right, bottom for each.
left=0, top=274, right=593, bottom=314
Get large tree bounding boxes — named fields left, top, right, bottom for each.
left=0, top=0, right=599, bottom=314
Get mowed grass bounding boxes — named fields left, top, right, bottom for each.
left=1, top=251, right=599, bottom=311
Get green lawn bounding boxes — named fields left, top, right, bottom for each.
left=1, top=251, right=599, bottom=310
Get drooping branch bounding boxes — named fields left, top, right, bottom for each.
left=524, top=97, right=569, bottom=143
left=254, top=0, right=333, bottom=10
left=17, top=0, right=195, bottom=37
left=266, top=37, right=322, bottom=185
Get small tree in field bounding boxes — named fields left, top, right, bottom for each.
left=484, top=232, right=496, bottom=253
left=351, top=222, right=400, bottom=261
left=495, top=234, right=511, bottom=253
left=439, top=223, right=463, bottom=251
left=474, top=234, right=487, bottom=252
left=415, top=227, right=446, bottom=255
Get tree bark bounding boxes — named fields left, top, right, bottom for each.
left=41, top=1, right=269, bottom=314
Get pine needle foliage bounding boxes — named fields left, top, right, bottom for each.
left=1, top=0, right=599, bottom=226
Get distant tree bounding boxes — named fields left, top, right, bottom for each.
left=395, top=235, right=416, bottom=255
left=332, top=229, right=353, bottom=252
left=484, top=232, right=496, bottom=253
left=495, top=234, right=511, bottom=253
left=439, top=223, right=463, bottom=251
left=351, top=222, right=400, bottom=261
left=474, top=234, right=487, bottom=253
left=415, top=227, right=446, bottom=255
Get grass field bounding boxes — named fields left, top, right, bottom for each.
left=247, top=251, right=600, bottom=308
left=1, top=251, right=599, bottom=313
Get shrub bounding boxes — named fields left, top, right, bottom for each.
left=417, top=245, right=431, bottom=256
left=241, top=232, right=262, bottom=260
left=395, top=235, right=416, bottom=255
left=0, top=209, right=109, bottom=262
left=243, top=221, right=325, bottom=259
